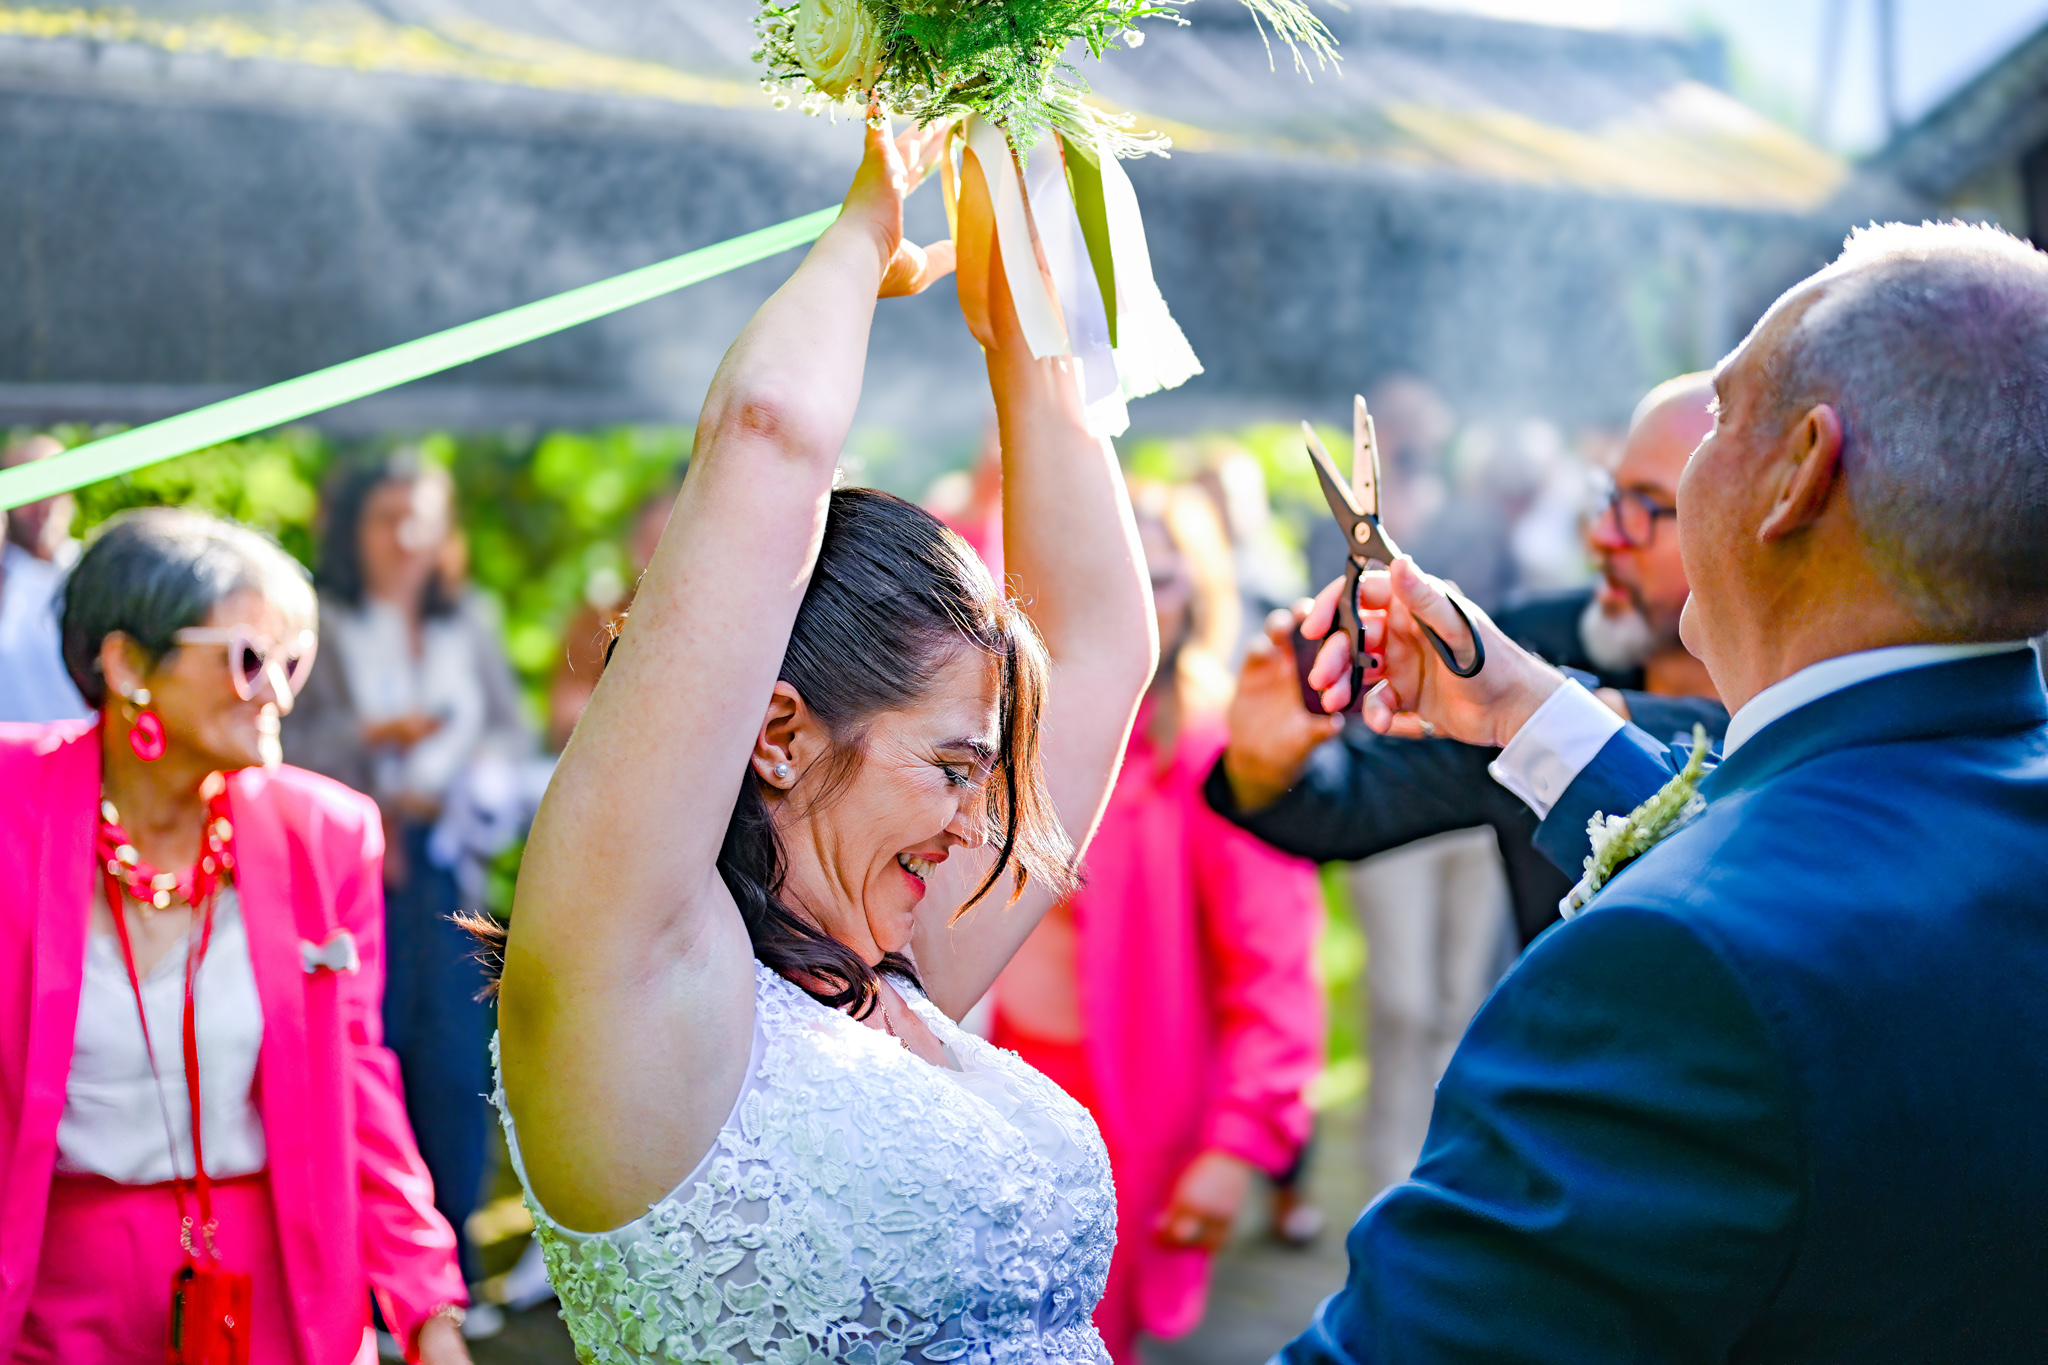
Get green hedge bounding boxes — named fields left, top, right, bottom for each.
left=52, top=423, right=690, bottom=727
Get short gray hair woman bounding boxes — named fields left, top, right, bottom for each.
left=0, top=507, right=472, bottom=1363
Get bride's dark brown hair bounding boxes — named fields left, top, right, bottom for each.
left=472, top=487, right=1075, bottom=1016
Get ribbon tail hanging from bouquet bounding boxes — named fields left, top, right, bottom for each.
left=953, top=114, right=1201, bottom=438
left=963, top=115, right=1070, bottom=360
left=1090, top=139, right=1203, bottom=405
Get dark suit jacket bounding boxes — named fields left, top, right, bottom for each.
left=1205, top=588, right=1728, bottom=944
left=1278, top=649, right=2048, bottom=1362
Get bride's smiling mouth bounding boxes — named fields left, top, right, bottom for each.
left=895, top=850, right=945, bottom=894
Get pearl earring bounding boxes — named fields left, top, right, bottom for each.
left=773, top=762, right=792, bottom=783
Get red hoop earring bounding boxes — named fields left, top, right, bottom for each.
left=126, top=689, right=165, bottom=762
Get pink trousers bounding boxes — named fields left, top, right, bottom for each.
left=18, top=1172, right=304, bottom=1364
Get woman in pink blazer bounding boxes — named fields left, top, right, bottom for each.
left=0, top=509, right=468, bottom=1364
left=994, top=484, right=1327, bottom=1364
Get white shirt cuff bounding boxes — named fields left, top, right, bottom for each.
left=1487, top=679, right=1625, bottom=819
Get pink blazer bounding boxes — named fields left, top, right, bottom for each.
left=0, top=721, right=465, bottom=1364
left=1065, top=713, right=1325, bottom=1339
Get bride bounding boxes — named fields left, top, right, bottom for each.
left=492, top=119, right=1156, bottom=1364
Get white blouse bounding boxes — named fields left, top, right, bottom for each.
left=326, top=598, right=490, bottom=804
left=57, top=888, right=267, bottom=1185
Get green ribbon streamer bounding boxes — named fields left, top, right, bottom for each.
left=1059, top=137, right=1118, bottom=351
left=0, top=204, right=842, bottom=512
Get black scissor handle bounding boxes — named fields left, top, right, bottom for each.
left=1420, top=594, right=1486, bottom=679
left=1345, top=557, right=1484, bottom=680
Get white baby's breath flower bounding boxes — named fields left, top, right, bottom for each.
left=792, top=0, right=884, bottom=100
left=1563, top=724, right=1713, bottom=920
left=1584, top=811, right=1629, bottom=866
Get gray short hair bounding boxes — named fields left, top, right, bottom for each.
left=1769, top=221, right=2048, bottom=637
left=62, top=508, right=315, bottom=707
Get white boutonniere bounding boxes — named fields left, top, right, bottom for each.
left=1561, top=724, right=1711, bottom=919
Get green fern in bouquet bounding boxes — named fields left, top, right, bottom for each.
left=755, top=0, right=1337, bottom=154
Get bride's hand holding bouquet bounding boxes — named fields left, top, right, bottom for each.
left=838, top=114, right=957, bottom=299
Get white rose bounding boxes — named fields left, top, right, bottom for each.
left=793, top=0, right=883, bottom=100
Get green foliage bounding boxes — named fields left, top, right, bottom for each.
left=437, top=426, right=691, bottom=687
left=63, top=423, right=690, bottom=724
left=757, top=0, right=1334, bottom=156
left=1309, top=861, right=1368, bottom=1112
left=1120, top=419, right=1341, bottom=557
left=485, top=833, right=528, bottom=917
left=61, top=426, right=330, bottom=567
left=886, top=0, right=1182, bottom=146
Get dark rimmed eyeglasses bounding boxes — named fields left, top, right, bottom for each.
left=1591, top=475, right=1678, bottom=549
left=170, top=626, right=318, bottom=701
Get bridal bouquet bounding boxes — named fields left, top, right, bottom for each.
left=755, top=0, right=1338, bottom=432
left=757, top=0, right=1334, bottom=151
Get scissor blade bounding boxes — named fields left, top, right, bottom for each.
left=1302, top=421, right=1364, bottom=527
left=1353, top=394, right=1381, bottom=520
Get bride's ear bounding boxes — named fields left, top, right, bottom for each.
left=753, top=681, right=825, bottom=793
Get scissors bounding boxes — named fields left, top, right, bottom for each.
left=1301, top=395, right=1486, bottom=707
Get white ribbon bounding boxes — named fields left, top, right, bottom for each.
left=965, top=115, right=1066, bottom=361
left=1097, top=148, right=1202, bottom=401
left=962, top=116, right=1201, bottom=435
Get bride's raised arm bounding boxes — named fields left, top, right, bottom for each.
left=910, top=168, right=1158, bottom=1019
left=498, top=121, right=951, bottom=1233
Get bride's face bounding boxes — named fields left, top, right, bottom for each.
left=773, top=648, right=1000, bottom=961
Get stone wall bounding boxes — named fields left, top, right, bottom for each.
left=0, top=34, right=1870, bottom=493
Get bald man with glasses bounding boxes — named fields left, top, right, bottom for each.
left=1206, top=375, right=1727, bottom=951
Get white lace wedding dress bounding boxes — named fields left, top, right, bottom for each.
left=492, top=961, right=1116, bottom=1365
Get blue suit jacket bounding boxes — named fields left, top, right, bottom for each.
left=1278, top=650, right=2048, bottom=1362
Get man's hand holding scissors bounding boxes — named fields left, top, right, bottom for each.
left=1296, top=395, right=1571, bottom=749
left=1300, top=557, right=1568, bottom=748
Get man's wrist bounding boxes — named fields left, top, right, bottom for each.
left=1487, top=678, right=1626, bottom=818
left=1221, top=748, right=1292, bottom=813
left=1484, top=658, right=1570, bottom=749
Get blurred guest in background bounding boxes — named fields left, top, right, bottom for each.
left=0, top=509, right=467, bottom=1364
left=4, top=433, right=80, bottom=566
left=1508, top=420, right=1602, bottom=594
left=284, top=450, right=532, bottom=1295
left=1193, top=440, right=1309, bottom=657
left=1341, top=824, right=1510, bottom=1197
left=1208, top=374, right=1730, bottom=1194
left=1310, top=375, right=1519, bottom=616
left=547, top=483, right=676, bottom=751
left=0, top=434, right=90, bottom=722
left=993, top=483, right=1325, bottom=1364
left=925, top=420, right=1007, bottom=582
left=1571, top=374, right=1723, bottom=702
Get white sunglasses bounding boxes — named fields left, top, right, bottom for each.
left=170, top=626, right=318, bottom=700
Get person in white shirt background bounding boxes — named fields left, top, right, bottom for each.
left=0, top=433, right=90, bottom=723
left=282, top=448, right=533, bottom=1337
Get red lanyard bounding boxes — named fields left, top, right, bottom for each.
left=105, top=866, right=224, bottom=1262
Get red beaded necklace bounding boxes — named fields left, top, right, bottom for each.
left=97, top=780, right=237, bottom=914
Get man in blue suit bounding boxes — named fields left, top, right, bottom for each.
left=1278, top=220, right=2048, bottom=1361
